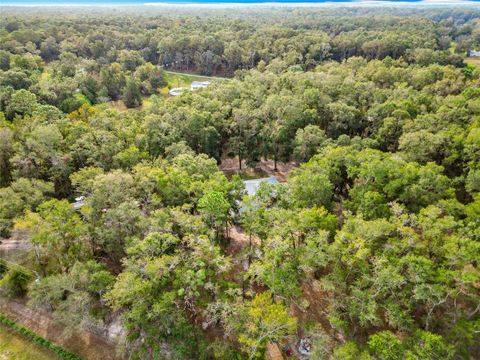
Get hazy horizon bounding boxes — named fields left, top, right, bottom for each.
left=1, top=0, right=479, bottom=6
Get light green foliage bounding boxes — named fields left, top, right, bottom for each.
left=0, top=178, right=53, bottom=237
left=406, top=330, right=455, bottom=360
left=288, top=170, right=333, bottom=209
left=5, top=89, right=37, bottom=119
left=234, top=292, right=297, bottom=359
left=0, top=266, right=32, bottom=298
left=332, top=341, right=371, bottom=360
left=1, top=8, right=480, bottom=360
left=325, top=203, right=479, bottom=340
left=293, top=124, right=329, bottom=162
left=11, top=124, right=70, bottom=187
left=398, top=129, right=445, bottom=164
left=15, top=199, right=90, bottom=273
left=245, top=205, right=336, bottom=299
left=28, top=261, right=114, bottom=336
left=465, top=127, right=480, bottom=165
left=368, top=331, right=403, bottom=360
left=69, top=166, right=104, bottom=195
left=107, top=208, right=230, bottom=359
left=113, top=145, right=148, bottom=169
left=198, top=191, right=230, bottom=240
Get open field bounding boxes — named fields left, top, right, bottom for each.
left=164, top=70, right=227, bottom=88
left=465, top=56, right=480, bottom=68
left=0, top=325, right=59, bottom=360
left=106, top=70, right=227, bottom=111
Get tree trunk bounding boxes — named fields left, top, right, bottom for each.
left=248, top=233, right=252, bottom=267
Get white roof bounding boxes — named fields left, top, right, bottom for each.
left=191, top=81, right=210, bottom=86
left=169, top=87, right=185, bottom=96
left=73, top=199, right=85, bottom=210
left=243, top=176, right=278, bottom=197
left=191, top=81, right=210, bottom=90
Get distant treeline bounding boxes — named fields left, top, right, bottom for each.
left=1, top=7, right=480, bottom=360
left=1, top=6, right=480, bottom=77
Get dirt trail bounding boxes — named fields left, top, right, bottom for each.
left=226, top=226, right=260, bottom=256
left=224, top=226, right=251, bottom=284
left=257, top=159, right=297, bottom=182
left=220, top=158, right=297, bottom=182
left=293, top=281, right=332, bottom=333
left=0, top=238, right=28, bottom=252
left=0, top=232, right=32, bottom=265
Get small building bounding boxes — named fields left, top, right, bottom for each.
left=190, top=81, right=210, bottom=90
left=169, top=87, right=185, bottom=96
left=73, top=196, right=85, bottom=210
left=169, top=81, right=210, bottom=97
left=243, top=176, right=278, bottom=197
left=469, top=50, right=480, bottom=57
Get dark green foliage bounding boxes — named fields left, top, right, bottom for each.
left=0, top=267, right=31, bottom=297
left=0, top=6, right=479, bottom=360
left=0, top=259, right=33, bottom=298
left=123, top=77, right=142, bottom=108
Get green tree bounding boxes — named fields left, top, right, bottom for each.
left=15, top=199, right=90, bottom=274
left=0, top=126, right=14, bottom=186
left=6, top=89, right=37, bottom=119
left=100, top=63, right=126, bottom=101
left=28, top=261, right=114, bottom=336
left=0, top=178, right=53, bottom=237
left=293, top=125, right=328, bottom=163
left=406, top=331, right=454, bottom=360
left=0, top=266, right=32, bottom=298
left=288, top=170, right=333, bottom=210
left=123, top=77, right=142, bottom=109
left=368, top=331, right=403, bottom=360
left=233, top=291, right=297, bottom=359
left=198, top=191, right=230, bottom=241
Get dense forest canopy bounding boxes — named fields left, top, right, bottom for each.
left=0, top=5, right=480, bottom=360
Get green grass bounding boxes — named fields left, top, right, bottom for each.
left=0, top=312, right=81, bottom=360
left=465, top=57, right=480, bottom=69
left=164, top=70, right=226, bottom=88
left=448, top=42, right=456, bottom=55
left=164, top=71, right=195, bottom=88
left=0, top=325, right=59, bottom=360
left=101, top=69, right=229, bottom=112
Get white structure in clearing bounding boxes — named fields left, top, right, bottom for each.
left=190, top=81, right=210, bottom=90
left=73, top=196, right=85, bottom=210
left=168, top=81, right=211, bottom=97
left=243, top=176, right=278, bottom=197
left=169, top=87, right=185, bottom=96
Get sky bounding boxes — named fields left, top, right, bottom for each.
left=1, top=0, right=479, bottom=6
